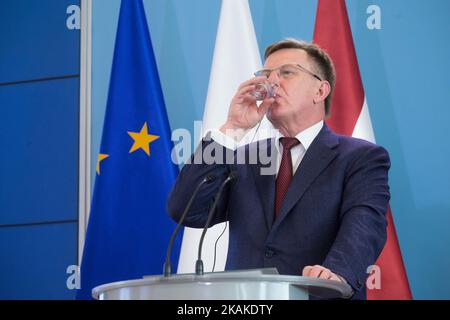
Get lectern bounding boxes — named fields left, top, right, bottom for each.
left=92, top=268, right=353, bottom=300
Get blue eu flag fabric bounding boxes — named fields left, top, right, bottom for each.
left=77, top=0, right=181, bottom=299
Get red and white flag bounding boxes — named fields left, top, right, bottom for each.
left=313, top=0, right=412, bottom=299
left=177, top=0, right=262, bottom=274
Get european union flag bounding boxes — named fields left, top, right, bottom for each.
left=77, top=0, right=181, bottom=299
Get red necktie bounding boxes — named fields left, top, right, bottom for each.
left=274, top=137, right=300, bottom=220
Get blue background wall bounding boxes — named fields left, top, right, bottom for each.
left=1, top=0, right=449, bottom=299
left=0, top=0, right=80, bottom=299
left=91, top=0, right=450, bottom=300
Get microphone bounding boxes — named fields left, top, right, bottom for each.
left=195, top=171, right=239, bottom=276
left=163, top=173, right=215, bottom=277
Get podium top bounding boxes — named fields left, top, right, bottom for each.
left=92, top=268, right=353, bottom=300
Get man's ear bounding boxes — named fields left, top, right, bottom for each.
left=313, top=81, right=331, bottom=104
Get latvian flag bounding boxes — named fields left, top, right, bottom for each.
left=313, top=0, right=412, bottom=299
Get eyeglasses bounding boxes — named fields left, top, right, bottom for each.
left=254, top=63, right=322, bottom=81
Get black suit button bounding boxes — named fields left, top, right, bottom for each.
left=265, top=250, right=274, bottom=258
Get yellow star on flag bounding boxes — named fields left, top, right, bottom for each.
left=127, top=122, right=159, bottom=156
left=96, top=153, right=109, bottom=175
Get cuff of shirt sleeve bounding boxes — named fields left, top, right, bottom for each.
left=209, top=129, right=248, bottom=151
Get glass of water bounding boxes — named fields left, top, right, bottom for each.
left=251, top=81, right=277, bottom=101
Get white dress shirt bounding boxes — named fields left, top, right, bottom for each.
left=210, top=120, right=324, bottom=176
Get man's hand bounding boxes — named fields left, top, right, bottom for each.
left=302, top=265, right=345, bottom=283
left=220, top=76, right=275, bottom=133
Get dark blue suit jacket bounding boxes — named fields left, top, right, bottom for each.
left=167, top=124, right=390, bottom=300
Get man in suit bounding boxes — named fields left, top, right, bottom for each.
left=167, top=39, right=390, bottom=299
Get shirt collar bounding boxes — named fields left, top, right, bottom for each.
left=274, top=120, right=324, bottom=154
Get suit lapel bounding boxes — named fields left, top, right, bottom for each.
left=272, top=125, right=339, bottom=230
left=250, top=138, right=277, bottom=230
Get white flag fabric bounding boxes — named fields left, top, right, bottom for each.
left=177, top=0, right=262, bottom=273
left=351, top=99, right=375, bottom=143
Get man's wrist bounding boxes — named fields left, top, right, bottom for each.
left=220, top=121, right=241, bottom=132
left=219, top=122, right=249, bottom=142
